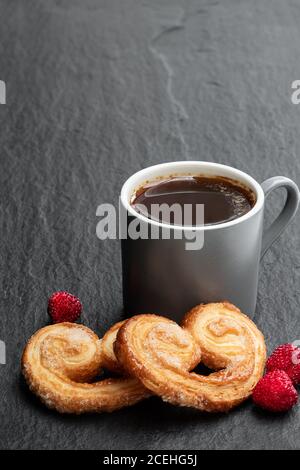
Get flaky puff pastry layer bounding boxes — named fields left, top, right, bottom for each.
left=115, top=302, right=266, bottom=412
left=21, top=322, right=150, bottom=414
left=101, top=320, right=127, bottom=374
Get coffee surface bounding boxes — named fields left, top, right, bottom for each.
left=131, top=175, right=255, bottom=226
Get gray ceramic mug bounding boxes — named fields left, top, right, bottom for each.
left=120, top=161, right=299, bottom=322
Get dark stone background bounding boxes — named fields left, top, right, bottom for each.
left=0, top=0, right=299, bottom=450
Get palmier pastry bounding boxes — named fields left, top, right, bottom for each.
left=115, top=302, right=266, bottom=412
left=102, top=318, right=201, bottom=374
left=21, top=322, right=150, bottom=414
left=101, top=320, right=127, bottom=374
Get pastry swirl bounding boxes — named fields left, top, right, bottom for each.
left=101, top=320, right=127, bottom=374
left=22, top=322, right=150, bottom=414
left=115, top=302, right=266, bottom=412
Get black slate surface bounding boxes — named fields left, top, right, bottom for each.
left=0, top=0, right=300, bottom=450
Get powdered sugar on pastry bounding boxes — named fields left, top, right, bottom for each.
left=22, top=322, right=150, bottom=414
left=115, top=303, right=266, bottom=412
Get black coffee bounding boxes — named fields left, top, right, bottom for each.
left=131, top=175, right=255, bottom=226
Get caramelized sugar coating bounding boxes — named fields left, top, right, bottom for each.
left=115, top=303, right=266, bottom=412
left=22, top=322, right=150, bottom=414
left=101, top=320, right=127, bottom=374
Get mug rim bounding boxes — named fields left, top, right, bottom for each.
left=120, top=161, right=265, bottom=231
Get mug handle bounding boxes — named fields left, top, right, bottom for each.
left=261, top=176, right=300, bottom=258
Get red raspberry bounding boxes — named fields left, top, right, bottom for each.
left=48, top=291, right=82, bottom=323
left=266, top=343, right=300, bottom=385
left=252, top=370, right=298, bottom=412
